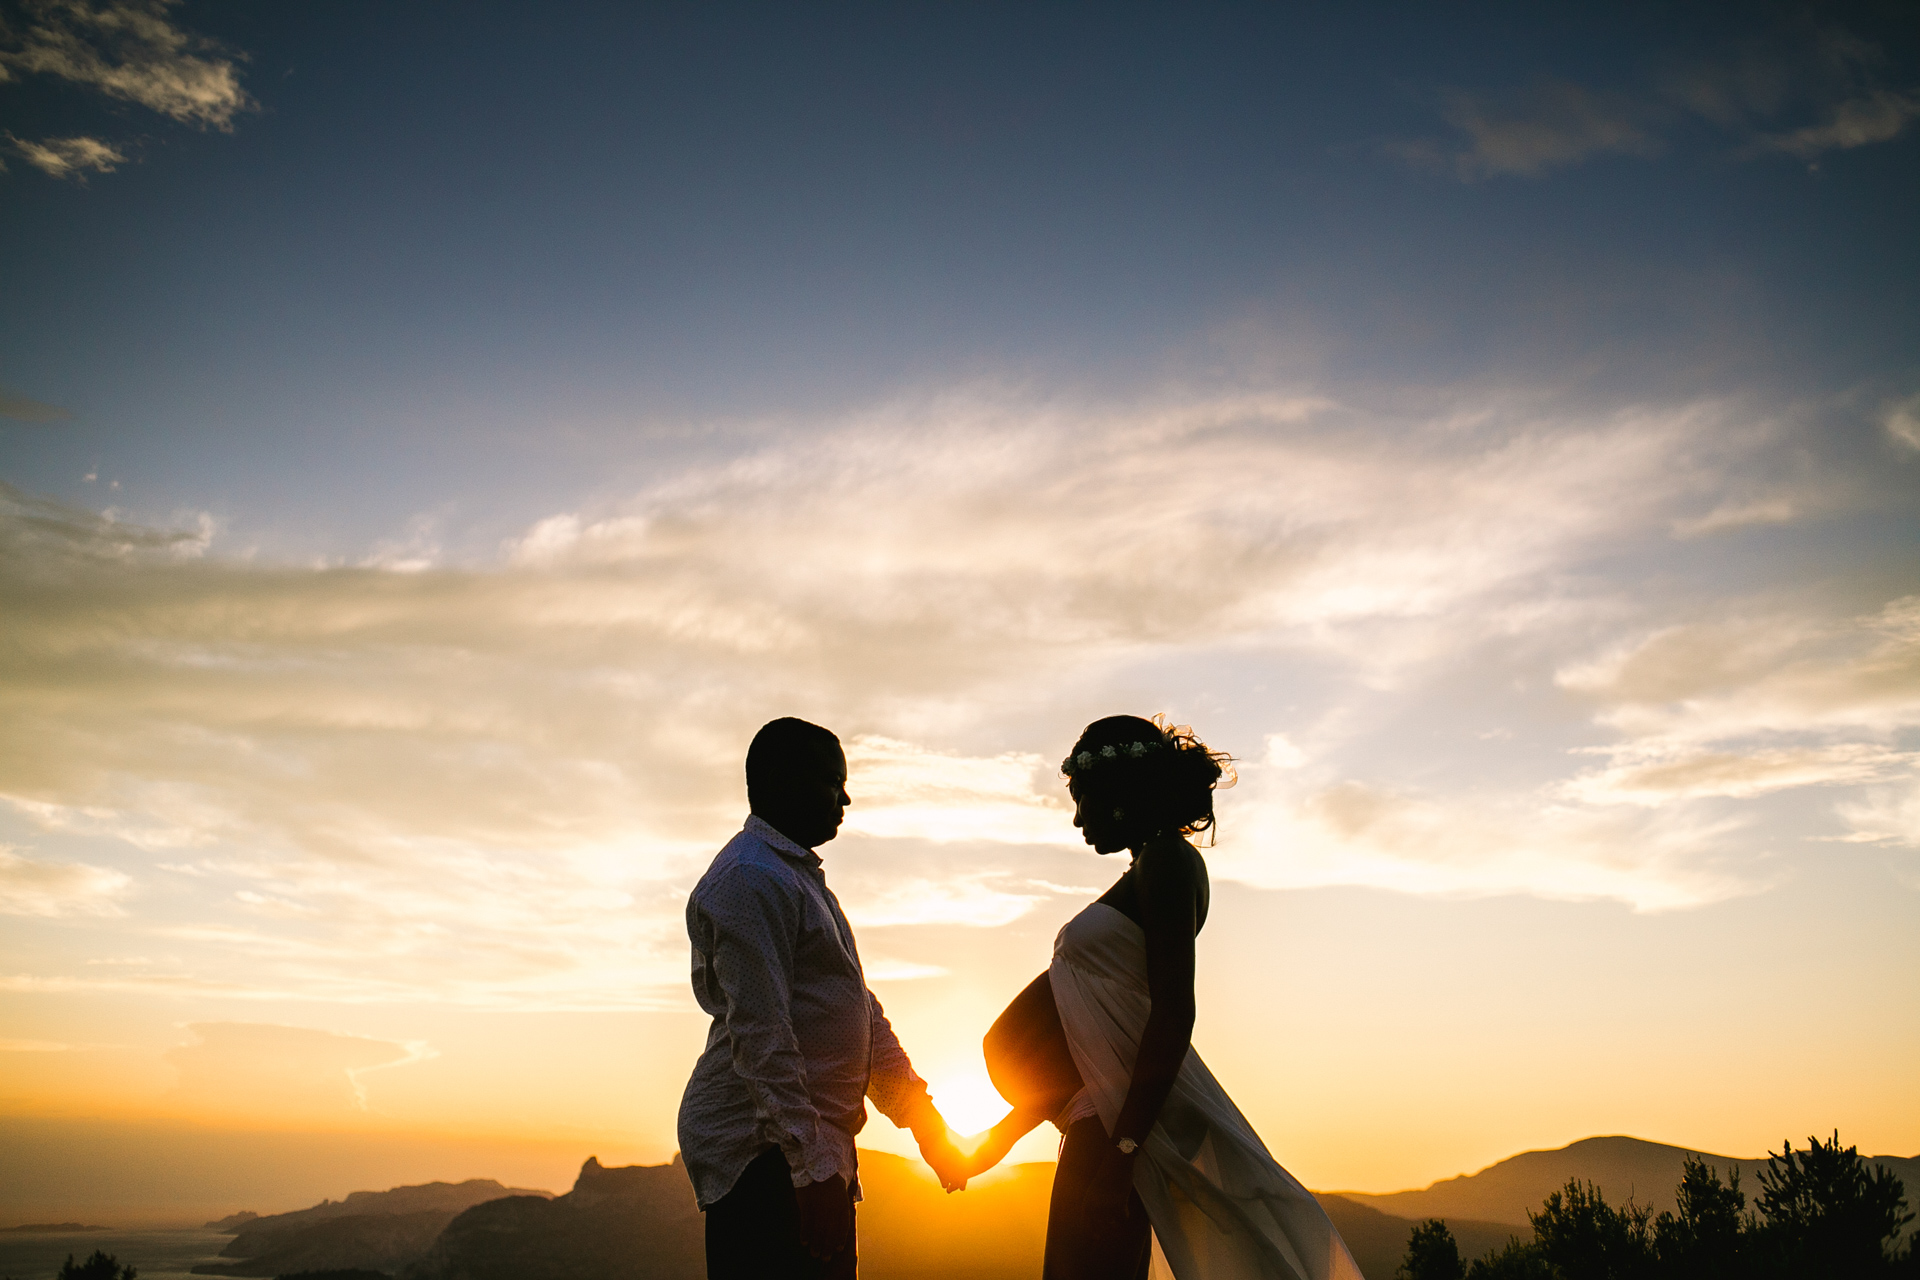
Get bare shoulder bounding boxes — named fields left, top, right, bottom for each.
left=1135, top=833, right=1206, bottom=891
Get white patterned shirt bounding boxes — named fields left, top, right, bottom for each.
left=677, top=815, right=931, bottom=1208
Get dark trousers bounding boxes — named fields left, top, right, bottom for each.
left=705, top=1144, right=858, bottom=1280
left=1043, top=1117, right=1153, bottom=1280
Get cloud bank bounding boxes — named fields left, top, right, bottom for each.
left=0, top=381, right=1913, bottom=1005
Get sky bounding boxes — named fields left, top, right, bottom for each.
left=2, top=0, right=1918, bottom=1224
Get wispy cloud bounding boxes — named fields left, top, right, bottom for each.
left=1418, top=79, right=1659, bottom=180
left=1758, top=88, right=1920, bottom=159
left=0, top=384, right=75, bottom=422
left=1837, top=780, right=1920, bottom=850
left=1398, top=24, right=1920, bottom=180
left=841, top=737, right=1071, bottom=847
left=1216, top=774, right=1762, bottom=912
left=1560, top=597, right=1920, bottom=747
left=0, top=0, right=252, bottom=128
left=1883, top=393, right=1920, bottom=452
left=164, top=1021, right=434, bottom=1119
left=5, top=131, right=123, bottom=178
left=1557, top=597, right=1920, bottom=811
left=1563, top=744, right=1916, bottom=807
left=0, top=847, right=129, bottom=916
left=0, top=0, right=252, bottom=181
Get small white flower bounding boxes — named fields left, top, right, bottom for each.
left=1101, top=745, right=1118, bottom=758
left=1127, top=741, right=1148, bottom=757
left=1077, top=751, right=1095, bottom=767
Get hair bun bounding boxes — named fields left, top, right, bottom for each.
left=1065, top=714, right=1234, bottom=841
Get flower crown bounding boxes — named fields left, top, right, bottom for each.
left=1061, top=738, right=1168, bottom=777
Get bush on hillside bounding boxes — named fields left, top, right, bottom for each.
left=1397, top=1219, right=1466, bottom=1280
left=1530, top=1180, right=1653, bottom=1280
left=1651, top=1156, right=1748, bottom=1278
left=58, top=1254, right=136, bottom=1280
left=1749, top=1132, right=1915, bottom=1279
left=1462, top=1235, right=1554, bottom=1279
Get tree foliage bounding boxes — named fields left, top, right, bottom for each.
left=57, top=1253, right=136, bottom=1280
left=1401, top=1135, right=1915, bottom=1280
left=1463, top=1236, right=1556, bottom=1280
left=1651, top=1156, right=1748, bottom=1279
left=1530, top=1180, right=1653, bottom=1280
left=1398, top=1219, right=1466, bottom=1280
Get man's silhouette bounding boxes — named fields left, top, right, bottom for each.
left=679, top=717, right=966, bottom=1279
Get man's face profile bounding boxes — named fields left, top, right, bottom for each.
left=763, top=741, right=850, bottom=850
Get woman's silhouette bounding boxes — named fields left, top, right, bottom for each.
left=965, top=716, right=1362, bottom=1280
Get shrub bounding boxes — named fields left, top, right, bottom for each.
left=1750, top=1132, right=1914, bottom=1279
left=1530, top=1179, right=1653, bottom=1280
left=1652, top=1156, right=1747, bottom=1279
left=1464, top=1237, right=1554, bottom=1279
left=1398, top=1219, right=1466, bottom=1280
left=58, top=1254, right=135, bottom=1280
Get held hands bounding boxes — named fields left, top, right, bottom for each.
left=907, top=1099, right=969, bottom=1193
left=958, top=1109, right=1039, bottom=1179
left=956, top=1113, right=1052, bottom=1182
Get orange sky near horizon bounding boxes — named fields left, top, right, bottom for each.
left=4, top=0, right=1920, bottom=1231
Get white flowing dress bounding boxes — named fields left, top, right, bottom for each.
left=1049, top=902, right=1364, bottom=1280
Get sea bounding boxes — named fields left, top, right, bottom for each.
left=0, top=1228, right=233, bottom=1280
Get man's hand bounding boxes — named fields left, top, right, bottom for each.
left=904, top=1099, right=969, bottom=1192
left=795, top=1173, right=852, bottom=1260
left=916, top=1122, right=970, bottom=1192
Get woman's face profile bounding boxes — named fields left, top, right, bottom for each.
left=1070, top=781, right=1133, bottom=856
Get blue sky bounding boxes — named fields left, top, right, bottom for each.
left=1, top=0, right=1917, bottom=1215
left=7, top=2, right=1916, bottom=550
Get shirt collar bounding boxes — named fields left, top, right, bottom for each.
left=745, top=813, right=822, bottom=868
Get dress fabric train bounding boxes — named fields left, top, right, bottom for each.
left=1049, top=903, right=1364, bottom=1280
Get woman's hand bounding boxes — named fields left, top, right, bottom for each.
left=961, top=1108, right=1039, bottom=1177
left=1077, top=1142, right=1141, bottom=1229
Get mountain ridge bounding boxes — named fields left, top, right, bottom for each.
left=1332, top=1135, right=1920, bottom=1229
left=172, top=1134, right=1916, bottom=1280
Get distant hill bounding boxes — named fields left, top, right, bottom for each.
left=1333, top=1135, right=1920, bottom=1231
left=410, top=1149, right=1053, bottom=1280
left=1314, top=1194, right=1518, bottom=1280
left=215, top=1180, right=551, bottom=1247
left=169, top=1134, right=1919, bottom=1280
left=205, top=1212, right=259, bottom=1231
left=408, top=1150, right=1522, bottom=1280
left=192, top=1209, right=455, bottom=1277
left=404, top=1156, right=702, bottom=1280
left=189, top=1178, right=553, bottom=1278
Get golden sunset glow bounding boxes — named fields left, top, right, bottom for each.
left=2, top=5, right=1917, bottom=1266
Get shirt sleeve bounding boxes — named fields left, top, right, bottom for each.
left=865, top=987, right=933, bottom=1129
left=696, top=864, right=842, bottom=1187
